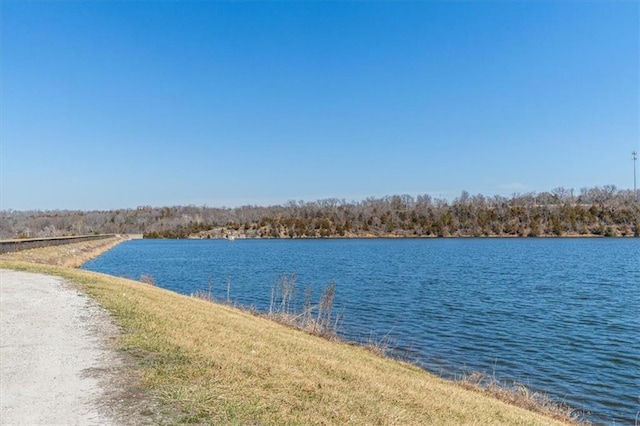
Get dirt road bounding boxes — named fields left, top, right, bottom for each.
left=0, top=269, right=118, bottom=425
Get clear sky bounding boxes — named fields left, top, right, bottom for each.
left=1, top=1, right=638, bottom=211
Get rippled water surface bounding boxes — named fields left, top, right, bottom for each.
left=84, top=238, right=639, bottom=424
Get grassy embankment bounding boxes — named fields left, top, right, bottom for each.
left=0, top=238, right=578, bottom=425
left=0, top=234, right=132, bottom=268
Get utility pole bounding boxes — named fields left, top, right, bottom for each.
left=633, top=151, right=638, bottom=202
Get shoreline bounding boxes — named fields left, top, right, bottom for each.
left=184, top=233, right=636, bottom=239
left=0, top=260, right=578, bottom=425
left=0, top=239, right=584, bottom=424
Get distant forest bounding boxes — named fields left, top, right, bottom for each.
left=1, top=186, right=639, bottom=239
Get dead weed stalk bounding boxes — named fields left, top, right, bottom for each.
left=459, top=371, right=588, bottom=424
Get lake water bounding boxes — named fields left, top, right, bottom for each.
left=83, top=238, right=639, bottom=424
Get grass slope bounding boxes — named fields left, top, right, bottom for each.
left=0, top=256, right=574, bottom=425
left=0, top=235, right=130, bottom=267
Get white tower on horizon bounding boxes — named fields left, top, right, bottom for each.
left=633, top=151, right=638, bottom=201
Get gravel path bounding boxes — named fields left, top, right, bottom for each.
left=0, top=269, right=119, bottom=425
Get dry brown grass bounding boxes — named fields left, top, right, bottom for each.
left=1, top=250, right=579, bottom=425
left=459, top=372, right=586, bottom=424
left=0, top=235, right=130, bottom=267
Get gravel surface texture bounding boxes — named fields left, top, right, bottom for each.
left=0, top=269, right=120, bottom=425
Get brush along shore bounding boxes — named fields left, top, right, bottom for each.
left=0, top=240, right=580, bottom=425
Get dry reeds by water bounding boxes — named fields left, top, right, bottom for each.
left=458, top=371, right=589, bottom=424
left=139, top=274, right=156, bottom=286
left=267, top=273, right=340, bottom=337
left=190, top=271, right=582, bottom=424
left=192, top=272, right=342, bottom=338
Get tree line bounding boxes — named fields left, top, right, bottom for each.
left=1, top=186, right=638, bottom=239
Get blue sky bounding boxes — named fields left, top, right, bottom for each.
left=1, top=1, right=638, bottom=210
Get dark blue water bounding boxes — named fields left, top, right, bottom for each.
left=83, top=238, right=639, bottom=424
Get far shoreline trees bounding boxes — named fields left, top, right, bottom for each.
left=1, top=186, right=638, bottom=239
